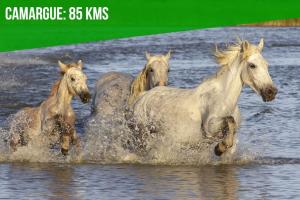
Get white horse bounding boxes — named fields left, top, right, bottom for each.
left=9, top=60, right=91, bottom=155
left=91, top=51, right=171, bottom=119
left=132, top=39, right=277, bottom=156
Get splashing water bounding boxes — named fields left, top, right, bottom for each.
left=0, top=104, right=264, bottom=166
left=80, top=106, right=261, bottom=166
left=0, top=110, right=82, bottom=163
left=1, top=27, right=300, bottom=200
left=1, top=27, right=299, bottom=168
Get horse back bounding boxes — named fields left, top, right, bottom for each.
left=92, top=72, right=134, bottom=115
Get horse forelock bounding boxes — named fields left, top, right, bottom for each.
left=147, top=56, right=169, bottom=67
left=60, top=63, right=81, bottom=75
left=214, top=40, right=258, bottom=72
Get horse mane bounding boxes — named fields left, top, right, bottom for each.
left=49, top=80, right=61, bottom=97
left=214, top=39, right=255, bottom=75
left=128, top=65, right=149, bottom=105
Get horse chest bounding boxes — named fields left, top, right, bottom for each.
left=209, top=100, right=235, bottom=117
left=44, top=106, right=74, bottom=125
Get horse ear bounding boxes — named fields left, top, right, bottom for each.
left=241, top=41, right=250, bottom=53
left=164, top=50, right=171, bottom=61
left=258, top=38, right=264, bottom=52
left=145, top=51, right=151, bottom=60
left=77, top=60, right=83, bottom=69
left=58, top=60, right=68, bottom=73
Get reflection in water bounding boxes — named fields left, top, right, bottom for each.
left=2, top=163, right=75, bottom=199
left=133, top=165, right=239, bottom=200
left=197, top=166, right=238, bottom=200
left=1, top=163, right=240, bottom=199
left=1, top=163, right=300, bottom=199
left=46, top=165, right=74, bottom=200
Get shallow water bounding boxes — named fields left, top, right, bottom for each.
left=0, top=27, right=300, bottom=199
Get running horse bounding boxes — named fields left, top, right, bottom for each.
left=132, top=39, right=277, bottom=156
left=9, top=60, right=91, bottom=155
left=91, top=51, right=171, bottom=119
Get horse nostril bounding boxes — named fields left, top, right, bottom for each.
left=262, top=86, right=277, bottom=102
left=86, top=93, right=91, bottom=101
left=61, top=148, right=69, bottom=156
left=267, top=88, right=273, bottom=96
left=80, top=92, right=91, bottom=103
left=266, top=87, right=277, bottom=97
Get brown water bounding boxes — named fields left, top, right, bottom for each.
left=0, top=27, right=300, bottom=199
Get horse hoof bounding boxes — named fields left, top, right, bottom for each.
left=61, top=148, right=69, bottom=156
left=214, top=144, right=224, bottom=156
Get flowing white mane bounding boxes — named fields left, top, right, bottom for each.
left=214, top=40, right=257, bottom=75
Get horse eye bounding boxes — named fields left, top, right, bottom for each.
left=71, top=77, right=75, bottom=82
left=149, top=68, right=153, bottom=72
left=249, top=63, right=256, bottom=69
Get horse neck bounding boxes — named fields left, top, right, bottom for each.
left=216, top=59, right=243, bottom=107
left=53, top=76, right=73, bottom=111
left=198, top=58, right=244, bottom=109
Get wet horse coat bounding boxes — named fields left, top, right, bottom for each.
left=132, top=39, right=277, bottom=156
left=9, top=60, right=91, bottom=155
left=91, top=52, right=171, bottom=120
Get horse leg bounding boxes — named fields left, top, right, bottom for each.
left=214, top=116, right=237, bottom=156
left=9, top=133, right=21, bottom=152
left=61, top=134, right=70, bottom=155
left=57, top=120, right=74, bottom=155
left=70, top=130, right=81, bottom=153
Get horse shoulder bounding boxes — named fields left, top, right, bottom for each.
left=63, top=106, right=75, bottom=124
left=40, top=98, right=57, bottom=116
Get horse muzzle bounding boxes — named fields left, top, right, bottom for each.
left=261, top=86, right=277, bottom=102
left=79, top=91, right=91, bottom=103
left=61, top=148, right=69, bottom=156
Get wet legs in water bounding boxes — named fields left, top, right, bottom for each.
left=214, top=116, right=236, bottom=156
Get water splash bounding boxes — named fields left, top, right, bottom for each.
left=82, top=108, right=242, bottom=165
left=82, top=110, right=138, bottom=164
left=0, top=110, right=82, bottom=163
left=0, top=109, right=298, bottom=166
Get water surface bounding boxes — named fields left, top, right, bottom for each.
left=0, top=27, right=300, bottom=199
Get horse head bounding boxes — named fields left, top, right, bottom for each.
left=144, top=51, right=171, bottom=88
left=58, top=60, right=91, bottom=103
left=128, top=51, right=171, bottom=105
left=239, top=39, right=277, bottom=102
